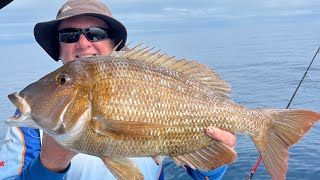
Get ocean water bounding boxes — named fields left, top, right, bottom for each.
left=1, top=21, right=320, bottom=179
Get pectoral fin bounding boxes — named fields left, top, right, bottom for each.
left=91, top=116, right=169, bottom=139
left=101, top=157, right=144, bottom=180
left=172, top=140, right=237, bottom=171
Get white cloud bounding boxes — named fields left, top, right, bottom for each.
left=279, top=9, right=315, bottom=16
left=162, top=7, right=227, bottom=18
left=0, top=33, right=33, bottom=42
left=262, top=0, right=319, bottom=8
left=0, top=22, right=35, bottom=27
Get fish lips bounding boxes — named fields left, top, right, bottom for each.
left=5, top=93, right=36, bottom=127
left=8, top=92, right=31, bottom=113
left=8, top=93, right=23, bottom=108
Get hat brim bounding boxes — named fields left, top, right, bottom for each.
left=34, top=13, right=127, bottom=61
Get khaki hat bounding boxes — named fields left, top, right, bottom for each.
left=34, top=0, right=127, bottom=61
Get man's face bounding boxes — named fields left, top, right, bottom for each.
left=58, top=15, right=115, bottom=64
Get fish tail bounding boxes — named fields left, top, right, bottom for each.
left=251, top=109, right=320, bottom=180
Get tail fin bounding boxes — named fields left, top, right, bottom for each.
left=251, top=109, right=319, bottom=180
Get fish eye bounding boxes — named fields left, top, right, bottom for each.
left=56, top=74, right=71, bottom=85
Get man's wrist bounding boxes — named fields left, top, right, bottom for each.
left=39, top=148, right=75, bottom=173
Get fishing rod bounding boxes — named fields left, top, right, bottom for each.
left=247, top=45, right=320, bottom=180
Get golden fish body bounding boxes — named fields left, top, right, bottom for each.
left=71, top=57, right=259, bottom=156
left=6, top=46, right=320, bottom=180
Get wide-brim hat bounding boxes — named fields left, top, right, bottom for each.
left=34, top=0, right=127, bottom=61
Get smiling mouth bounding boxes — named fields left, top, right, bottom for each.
left=76, top=54, right=97, bottom=58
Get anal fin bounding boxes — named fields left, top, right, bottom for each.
left=172, top=140, right=237, bottom=171
left=101, top=157, right=144, bottom=180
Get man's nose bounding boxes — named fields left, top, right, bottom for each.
left=76, top=34, right=91, bottom=49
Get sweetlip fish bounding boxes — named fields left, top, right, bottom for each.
left=6, top=44, right=320, bottom=180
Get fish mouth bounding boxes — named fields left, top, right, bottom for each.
left=5, top=93, right=34, bottom=127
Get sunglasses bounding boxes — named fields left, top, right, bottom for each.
left=58, top=26, right=111, bottom=43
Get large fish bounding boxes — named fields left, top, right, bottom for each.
left=6, top=45, right=320, bottom=180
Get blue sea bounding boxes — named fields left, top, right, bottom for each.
left=1, top=20, right=320, bottom=179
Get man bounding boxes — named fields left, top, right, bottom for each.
left=0, top=0, right=236, bottom=179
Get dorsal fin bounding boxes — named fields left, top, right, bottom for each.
left=111, top=43, right=231, bottom=96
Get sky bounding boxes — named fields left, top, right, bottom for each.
left=1, top=0, right=319, bottom=45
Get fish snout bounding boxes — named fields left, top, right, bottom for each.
left=8, top=92, right=31, bottom=115
left=8, top=93, right=20, bottom=106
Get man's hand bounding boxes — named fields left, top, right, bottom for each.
left=206, top=126, right=236, bottom=149
left=40, top=134, right=78, bottom=173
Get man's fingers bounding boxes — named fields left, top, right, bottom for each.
left=206, top=126, right=236, bottom=149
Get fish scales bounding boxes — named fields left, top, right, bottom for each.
left=6, top=46, right=320, bottom=180
left=70, top=58, right=268, bottom=157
